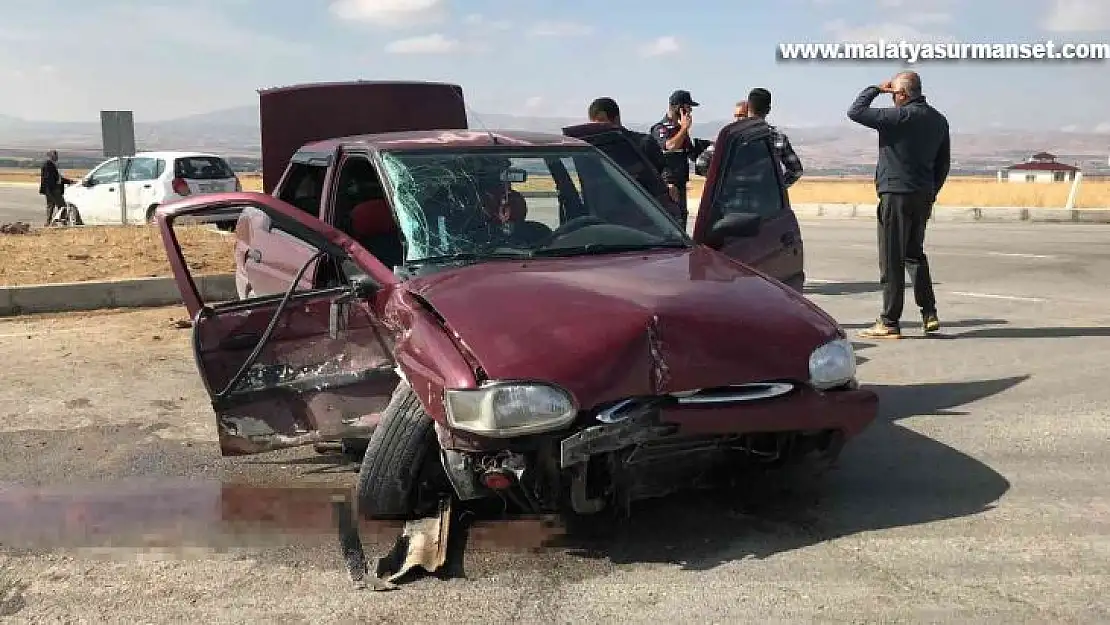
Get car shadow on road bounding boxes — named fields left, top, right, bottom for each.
left=954, top=326, right=1110, bottom=339
left=550, top=375, right=1026, bottom=572
left=805, top=281, right=883, bottom=296
left=839, top=318, right=1009, bottom=331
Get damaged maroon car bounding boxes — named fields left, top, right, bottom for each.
left=155, top=82, right=877, bottom=521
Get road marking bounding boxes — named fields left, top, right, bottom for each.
left=808, top=280, right=1049, bottom=304
left=838, top=243, right=1058, bottom=260
left=986, top=252, right=1056, bottom=259
left=949, top=291, right=1047, bottom=303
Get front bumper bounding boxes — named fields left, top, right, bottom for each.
left=560, top=385, right=877, bottom=468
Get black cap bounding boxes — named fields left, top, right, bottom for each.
left=668, top=90, right=699, bottom=107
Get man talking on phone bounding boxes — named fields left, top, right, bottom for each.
left=650, top=90, right=711, bottom=229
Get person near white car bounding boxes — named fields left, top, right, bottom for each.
left=63, top=151, right=241, bottom=225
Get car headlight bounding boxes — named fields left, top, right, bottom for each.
left=443, top=382, right=577, bottom=438
left=808, top=338, right=856, bottom=390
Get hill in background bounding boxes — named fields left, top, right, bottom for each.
left=1, top=105, right=1108, bottom=176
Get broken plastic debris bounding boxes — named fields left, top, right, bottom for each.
left=374, top=498, right=453, bottom=586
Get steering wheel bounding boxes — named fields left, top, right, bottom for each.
left=539, top=215, right=606, bottom=247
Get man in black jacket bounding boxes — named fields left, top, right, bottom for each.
left=848, top=71, right=950, bottom=339
left=39, top=150, right=74, bottom=226
left=588, top=97, right=665, bottom=174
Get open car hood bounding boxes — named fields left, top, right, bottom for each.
left=404, top=246, right=841, bottom=410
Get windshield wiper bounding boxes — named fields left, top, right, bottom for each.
left=408, top=249, right=534, bottom=266
left=531, top=241, right=689, bottom=258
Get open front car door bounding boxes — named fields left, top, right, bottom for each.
left=155, top=192, right=402, bottom=455
left=691, top=118, right=805, bottom=291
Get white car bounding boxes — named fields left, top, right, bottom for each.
left=63, top=151, right=242, bottom=224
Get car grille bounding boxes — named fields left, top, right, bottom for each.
left=594, top=382, right=796, bottom=424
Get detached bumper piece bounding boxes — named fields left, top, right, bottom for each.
left=560, top=400, right=677, bottom=469
left=332, top=494, right=453, bottom=590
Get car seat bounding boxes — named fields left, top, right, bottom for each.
left=505, top=190, right=553, bottom=244
left=349, top=198, right=404, bottom=269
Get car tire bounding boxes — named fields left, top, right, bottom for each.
left=356, top=379, right=439, bottom=520
left=64, top=204, right=84, bottom=227
left=145, top=205, right=159, bottom=224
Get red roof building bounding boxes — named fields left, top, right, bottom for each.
left=1000, top=152, right=1079, bottom=182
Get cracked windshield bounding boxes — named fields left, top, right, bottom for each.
left=378, top=147, right=688, bottom=264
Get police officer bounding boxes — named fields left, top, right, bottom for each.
left=650, top=90, right=711, bottom=228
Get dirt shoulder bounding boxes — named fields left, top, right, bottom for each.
left=0, top=225, right=236, bottom=286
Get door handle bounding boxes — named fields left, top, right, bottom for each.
left=246, top=248, right=262, bottom=262
left=108, top=187, right=116, bottom=192
left=143, top=184, right=152, bottom=188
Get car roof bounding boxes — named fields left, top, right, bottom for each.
left=300, top=129, right=588, bottom=153
left=126, top=151, right=227, bottom=160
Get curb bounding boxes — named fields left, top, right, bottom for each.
left=788, top=203, right=1110, bottom=223
left=0, top=274, right=236, bottom=317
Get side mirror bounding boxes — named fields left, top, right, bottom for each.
left=704, top=212, right=761, bottom=248
left=350, top=273, right=378, bottom=298
left=82, top=178, right=95, bottom=188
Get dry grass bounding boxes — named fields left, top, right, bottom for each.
left=785, top=175, right=1110, bottom=208
left=6, top=168, right=1108, bottom=209
left=0, top=225, right=236, bottom=286
left=0, top=168, right=264, bottom=192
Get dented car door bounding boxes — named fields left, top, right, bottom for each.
left=156, top=192, right=402, bottom=455
left=691, top=118, right=805, bottom=290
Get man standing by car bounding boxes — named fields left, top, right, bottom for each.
left=588, top=97, right=666, bottom=176
left=650, top=90, right=712, bottom=228
left=39, top=150, right=73, bottom=226
left=746, top=88, right=803, bottom=187
left=848, top=71, right=950, bottom=339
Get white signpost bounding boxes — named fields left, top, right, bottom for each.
left=100, top=111, right=136, bottom=225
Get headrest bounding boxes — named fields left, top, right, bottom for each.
left=506, top=190, right=527, bottom=222
left=350, top=199, right=396, bottom=238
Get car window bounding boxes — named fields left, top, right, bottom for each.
left=174, top=156, right=235, bottom=180
left=88, top=159, right=121, bottom=185
left=277, top=162, right=328, bottom=218
left=125, top=157, right=159, bottom=182
left=711, top=138, right=784, bottom=220
left=154, top=159, right=166, bottom=178
left=379, top=147, right=686, bottom=264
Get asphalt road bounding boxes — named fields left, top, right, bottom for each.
left=1, top=220, right=1108, bottom=622
left=0, top=184, right=44, bottom=225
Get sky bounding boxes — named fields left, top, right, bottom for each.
left=0, top=0, right=1108, bottom=132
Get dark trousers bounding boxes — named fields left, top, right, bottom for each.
left=43, top=189, right=65, bottom=224
left=877, top=192, right=937, bottom=327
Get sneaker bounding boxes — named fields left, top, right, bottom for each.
left=858, top=321, right=902, bottom=339
left=922, top=313, right=940, bottom=334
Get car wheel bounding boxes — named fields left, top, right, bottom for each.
left=65, top=204, right=84, bottom=227
left=356, top=379, right=440, bottom=520
left=145, top=205, right=159, bottom=224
